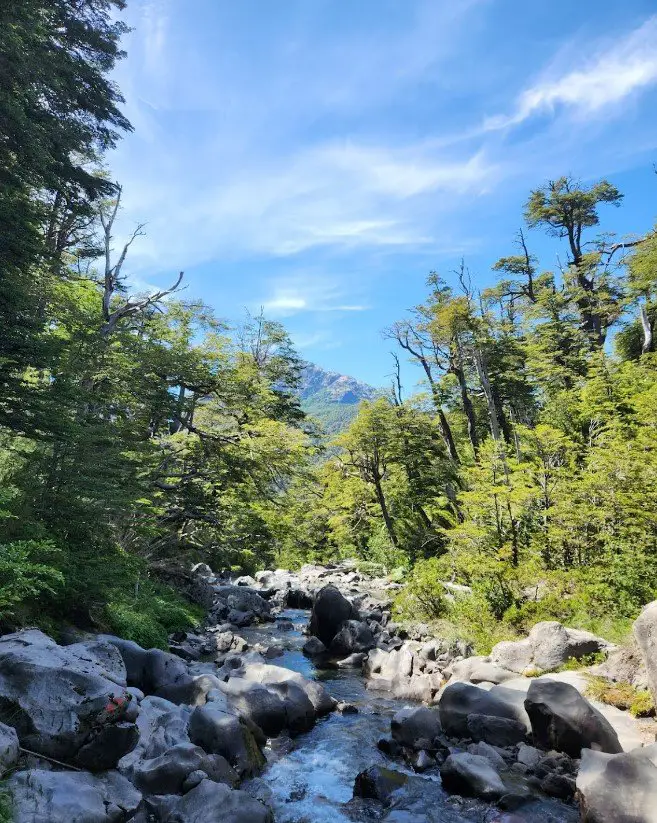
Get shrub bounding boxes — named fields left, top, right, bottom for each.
left=584, top=675, right=655, bottom=717
left=0, top=540, right=63, bottom=622
left=394, top=557, right=449, bottom=621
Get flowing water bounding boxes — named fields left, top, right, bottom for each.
left=241, top=610, right=578, bottom=823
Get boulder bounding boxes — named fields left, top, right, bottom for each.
left=329, top=620, right=375, bottom=657
left=302, top=637, right=327, bottom=658
left=284, top=588, right=313, bottom=609
left=99, top=635, right=189, bottom=695
left=524, top=678, right=622, bottom=757
left=447, top=656, right=516, bottom=685
left=149, top=779, right=273, bottom=823
left=309, top=584, right=355, bottom=646
left=188, top=704, right=265, bottom=777
left=466, top=713, right=527, bottom=747
left=353, top=765, right=408, bottom=803
left=218, top=678, right=287, bottom=737
left=131, top=742, right=236, bottom=794
left=440, top=753, right=505, bottom=800
left=241, top=662, right=336, bottom=716
left=0, top=630, right=137, bottom=770
left=391, top=706, right=442, bottom=751
left=438, top=682, right=529, bottom=739
left=467, top=741, right=507, bottom=770
left=9, top=769, right=142, bottom=823
left=634, top=600, right=657, bottom=706
left=576, top=744, right=657, bottom=823
left=0, top=721, right=20, bottom=777
left=491, top=622, right=614, bottom=674
left=213, top=586, right=272, bottom=619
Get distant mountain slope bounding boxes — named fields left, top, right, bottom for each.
left=298, top=363, right=378, bottom=435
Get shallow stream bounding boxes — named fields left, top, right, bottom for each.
left=242, top=610, right=578, bottom=823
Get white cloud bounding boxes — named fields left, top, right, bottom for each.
left=485, top=16, right=657, bottom=130
left=261, top=276, right=370, bottom=318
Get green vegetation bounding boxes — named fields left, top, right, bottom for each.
left=0, top=786, right=11, bottom=823
left=584, top=675, right=655, bottom=717
left=2, top=1, right=657, bottom=657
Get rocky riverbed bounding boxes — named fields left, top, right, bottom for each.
left=1, top=562, right=656, bottom=822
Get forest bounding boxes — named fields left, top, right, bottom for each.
left=2, top=0, right=657, bottom=654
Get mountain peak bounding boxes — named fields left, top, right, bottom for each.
left=298, top=363, right=378, bottom=433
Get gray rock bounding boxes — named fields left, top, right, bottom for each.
left=284, top=588, right=313, bottom=609
left=214, top=585, right=272, bottom=619
left=329, top=620, right=375, bottom=657
left=0, top=721, right=19, bottom=777
left=149, top=779, right=273, bottom=822
left=9, top=768, right=142, bottom=823
left=634, top=600, right=657, bottom=707
left=448, top=656, right=516, bottom=685
left=491, top=622, right=614, bottom=674
left=188, top=703, right=265, bottom=777
left=0, top=630, right=137, bottom=770
left=576, top=744, right=657, bottom=823
left=335, top=652, right=366, bottom=669
left=524, top=678, right=622, bottom=757
left=99, top=635, right=189, bottom=695
left=241, top=662, right=336, bottom=716
left=467, top=741, right=507, bottom=770
left=131, top=741, right=237, bottom=794
left=516, top=742, right=541, bottom=770
left=353, top=765, right=408, bottom=803
left=440, top=752, right=505, bottom=800
left=218, top=678, right=287, bottom=737
left=466, top=713, right=527, bottom=747
left=391, top=706, right=442, bottom=750
left=309, top=584, right=355, bottom=646
left=302, top=637, right=327, bottom=658
left=438, top=682, right=528, bottom=739
left=182, top=769, right=208, bottom=792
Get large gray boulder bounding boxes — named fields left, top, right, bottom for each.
left=217, top=678, right=287, bottom=737
left=491, top=622, right=614, bottom=674
left=439, top=752, right=505, bottom=800
left=9, top=769, right=142, bottom=823
left=131, top=742, right=236, bottom=794
left=353, top=765, right=408, bottom=803
left=391, top=706, right=442, bottom=751
left=634, top=600, right=657, bottom=706
left=524, top=679, right=622, bottom=757
left=0, top=721, right=19, bottom=777
left=0, top=630, right=137, bottom=770
left=188, top=704, right=265, bottom=777
left=447, top=656, right=516, bottom=685
left=329, top=620, right=375, bottom=658
left=466, top=713, right=527, bottom=747
left=309, top=584, right=355, bottom=646
left=99, top=635, right=190, bottom=695
left=438, top=682, right=529, bottom=739
left=148, top=779, right=273, bottom=823
left=241, top=662, right=336, bottom=716
left=576, top=744, right=657, bottom=822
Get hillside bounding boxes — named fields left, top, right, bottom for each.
left=298, top=363, right=378, bottom=434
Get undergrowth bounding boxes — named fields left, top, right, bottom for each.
left=584, top=675, right=655, bottom=717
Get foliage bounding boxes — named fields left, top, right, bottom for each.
left=584, top=675, right=655, bottom=717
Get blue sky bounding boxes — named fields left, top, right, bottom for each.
left=111, top=0, right=657, bottom=387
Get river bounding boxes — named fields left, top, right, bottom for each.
left=241, top=610, right=578, bottom=823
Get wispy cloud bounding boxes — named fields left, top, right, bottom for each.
left=485, top=16, right=657, bottom=131
left=261, top=275, right=370, bottom=318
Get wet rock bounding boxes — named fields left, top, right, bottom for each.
left=188, top=703, right=265, bottom=777
left=540, top=771, right=576, bottom=801
left=353, top=765, right=408, bottom=803
left=335, top=652, right=366, bottom=669
left=329, top=620, right=375, bottom=657
left=0, top=630, right=137, bottom=770
left=524, top=679, right=622, bottom=757
left=182, top=769, right=207, bottom=792
left=391, top=706, right=442, bottom=750
left=0, top=722, right=20, bottom=777
left=516, top=742, right=541, bottom=770
left=276, top=620, right=295, bottom=632
left=440, top=752, right=505, bottom=800
left=337, top=701, right=358, bottom=714
left=148, top=779, right=273, bottom=822
left=302, top=636, right=327, bottom=658
left=413, top=750, right=435, bottom=772
left=309, top=584, right=355, bottom=646
left=8, top=768, right=142, bottom=823
left=576, top=743, right=657, bottom=823
left=466, top=713, right=527, bottom=747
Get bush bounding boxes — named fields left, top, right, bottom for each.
left=0, top=540, right=64, bottom=623
left=584, top=675, right=655, bottom=717
left=0, top=786, right=11, bottom=823
left=105, top=582, right=203, bottom=650
left=394, top=557, right=449, bottom=621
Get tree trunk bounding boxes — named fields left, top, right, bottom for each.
left=640, top=302, right=653, bottom=354
left=372, top=472, right=399, bottom=548
left=452, top=341, right=479, bottom=457
left=437, top=406, right=459, bottom=464
left=473, top=347, right=502, bottom=443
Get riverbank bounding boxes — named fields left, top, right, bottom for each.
left=1, top=562, right=656, bottom=822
